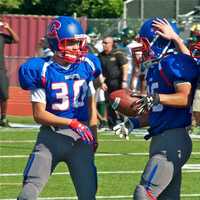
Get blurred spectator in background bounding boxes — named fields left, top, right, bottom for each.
left=94, top=39, right=103, bottom=54
left=190, top=41, right=200, bottom=134
left=190, top=23, right=200, bottom=43
left=115, top=28, right=146, bottom=94
left=36, top=37, right=54, bottom=58
left=86, top=28, right=102, bottom=55
left=192, top=75, right=200, bottom=133
left=96, top=87, right=108, bottom=131
left=117, top=28, right=137, bottom=90
left=86, top=31, right=107, bottom=130
left=0, top=15, right=19, bottom=127
left=127, top=36, right=146, bottom=94
left=98, top=36, right=129, bottom=129
left=186, top=23, right=200, bottom=47
left=93, top=74, right=108, bottom=131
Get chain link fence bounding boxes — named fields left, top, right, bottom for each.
left=88, top=16, right=200, bottom=40
left=87, top=18, right=142, bottom=39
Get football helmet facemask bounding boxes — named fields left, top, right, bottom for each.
left=190, top=41, right=200, bottom=59
left=131, top=37, right=154, bottom=68
left=46, top=16, right=88, bottom=63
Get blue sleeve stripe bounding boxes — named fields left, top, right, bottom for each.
left=23, top=153, right=35, bottom=179
left=145, top=164, right=158, bottom=189
left=84, top=57, right=95, bottom=71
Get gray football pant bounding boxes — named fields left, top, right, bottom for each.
left=134, top=128, right=192, bottom=200
left=17, top=126, right=97, bottom=200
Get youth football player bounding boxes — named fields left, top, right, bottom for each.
left=114, top=18, right=199, bottom=199
left=17, top=16, right=101, bottom=200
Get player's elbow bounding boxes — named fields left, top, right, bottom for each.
left=32, top=102, right=46, bottom=124
left=179, top=94, right=191, bottom=107
left=32, top=111, right=41, bottom=124
left=32, top=107, right=44, bottom=124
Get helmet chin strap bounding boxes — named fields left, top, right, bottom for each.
left=56, top=51, right=79, bottom=63
left=53, top=53, right=73, bottom=68
left=158, top=41, right=171, bottom=59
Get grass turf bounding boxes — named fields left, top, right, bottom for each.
left=0, top=128, right=200, bottom=199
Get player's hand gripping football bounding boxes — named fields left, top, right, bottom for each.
left=113, top=118, right=134, bottom=140
left=135, top=93, right=160, bottom=114
left=69, top=119, right=94, bottom=144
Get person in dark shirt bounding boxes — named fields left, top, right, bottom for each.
left=0, top=15, right=19, bottom=126
left=98, top=36, right=129, bottom=129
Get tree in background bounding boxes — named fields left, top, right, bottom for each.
left=0, top=0, right=123, bottom=18
left=0, top=0, right=22, bottom=13
left=80, top=0, right=123, bottom=18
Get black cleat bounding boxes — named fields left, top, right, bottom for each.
left=0, top=118, right=10, bottom=127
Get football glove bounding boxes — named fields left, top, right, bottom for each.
left=69, top=119, right=94, bottom=144
left=136, top=93, right=160, bottom=114
left=113, top=118, right=134, bottom=140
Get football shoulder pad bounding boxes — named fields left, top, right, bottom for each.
left=83, top=53, right=102, bottom=79
left=161, top=53, right=199, bottom=83
left=19, top=57, right=49, bottom=90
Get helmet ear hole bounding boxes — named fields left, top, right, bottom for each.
left=46, top=16, right=88, bottom=63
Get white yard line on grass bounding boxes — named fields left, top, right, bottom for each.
left=183, top=164, right=200, bottom=170
left=0, top=183, right=21, bottom=186
left=0, top=139, right=146, bottom=143
left=0, top=193, right=200, bottom=200
left=0, top=140, right=35, bottom=143
left=1, top=169, right=200, bottom=177
left=1, top=136, right=200, bottom=143
left=9, top=123, right=40, bottom=129
left=1, top=152, right=200, bottom=158
left=1, top=123, right=200, bottom=139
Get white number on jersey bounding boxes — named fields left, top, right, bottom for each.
left=51, top=80, right=87, bottom=111
left=148, top=82, right=163, bottom=112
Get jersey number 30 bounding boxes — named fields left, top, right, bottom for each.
left=51, top=80, right=87, bottom=111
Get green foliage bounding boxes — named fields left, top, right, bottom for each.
left=0, top=0, right=123, bottom=18
left=0, top=0, right=21, bottom=13
left=80, top=0, right=123, bottom=18
left=7, top=115, right=35, bottom=124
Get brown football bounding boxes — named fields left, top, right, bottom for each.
left=109, top=89, right=141, bottom=117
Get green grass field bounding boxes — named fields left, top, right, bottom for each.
left=0, top=127, right=200, bottom=199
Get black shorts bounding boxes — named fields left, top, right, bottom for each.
left=0, top=70, right=9, bottom=100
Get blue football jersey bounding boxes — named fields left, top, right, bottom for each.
left=18, top=53, right=102, bottom=121
left=146, top=53, right=199, bottom=135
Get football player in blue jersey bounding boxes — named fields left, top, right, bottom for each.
left=17, top=16, right=101, bottom=200
left=114, top=18, right=199, bottom=199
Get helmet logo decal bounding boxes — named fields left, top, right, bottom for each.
left=47, top=20, right=61, bottom=37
